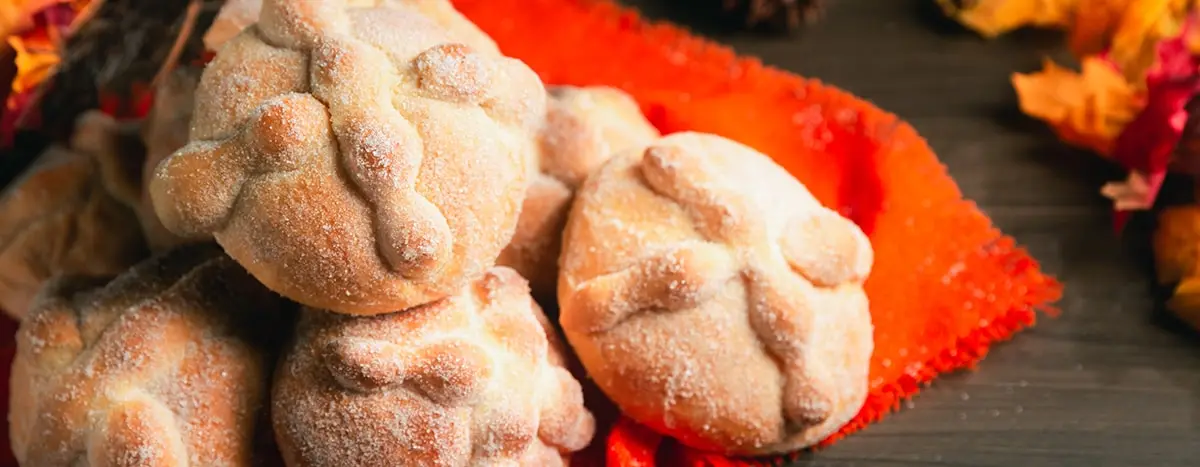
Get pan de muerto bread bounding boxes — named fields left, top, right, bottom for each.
left=0, top=114, right=148, bottom=319
left=204, top=0, right=499, bottom=55
left=9, top=243, right=283, bottom=466
left=497, top=85, right=660, bottom=299
left=557, top=132, right=874, bottom=455
left=149, top=0, right=544, bottom=315
left=273, top=267, right=595, bottom=466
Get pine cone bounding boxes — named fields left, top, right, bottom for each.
left=33, top=0, right=221, bottom=141
left=720, top=0, right=822, bottom=32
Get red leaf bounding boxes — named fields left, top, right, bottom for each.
left=1108, top=13, right=1200, bottom=232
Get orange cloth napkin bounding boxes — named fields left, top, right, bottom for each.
left=0, top=1, right=1061, bottom=466
left=450, top=0, right=1063, bottom=465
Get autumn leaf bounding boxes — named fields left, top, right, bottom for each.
left=1167, top=277, right=1200, bottom=330
left=7, top=35, right=58, bottom=95
left=1153, top=205, right=1200, bottom=282
left=1105, top=12, right=1200, bottom=230
left=1012, top=56, right=1144, bottom=156
left=1091, top=0, right=1195, bottom=85
left=937, top=0, right=1079, bottom=37
left=0, top=0, right=62, bottom=40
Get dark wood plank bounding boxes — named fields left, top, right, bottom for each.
left=618, top=0, right=1200, bottom=464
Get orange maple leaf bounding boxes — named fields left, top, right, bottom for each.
left=1011, top=56, right=1144, bottom=156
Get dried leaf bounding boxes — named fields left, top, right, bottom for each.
left=1106, top=12, right=1200, bottom=230
left=1012, top=56, right=1144, bottom=155
left=1101, top=170, right=1157, bottom=209
left=0, top=0, right=61, bottom=39
left=1088, top=0, right=1195, bottom=84
left=1154, top=205, right=1200, bottom=283
left=1167, top=277, right=1200, bottom=330
left=7, top=35, right=58, bottom=95
left=937, top=0, right=1079, bottom=37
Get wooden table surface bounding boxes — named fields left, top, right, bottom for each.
left=619, top=0, right=1200, bottom=465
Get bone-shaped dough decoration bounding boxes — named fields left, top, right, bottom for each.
left=273, top=267, right=595, bottom=466
left=150, top=0, right=544, bottom=315
left=557, top=131, right=874, bottom=455
left=8, top=244, right=283, bottom=467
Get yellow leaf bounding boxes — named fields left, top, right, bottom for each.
left=1102, top=0, right=1194, bottom=84
left=1011, top=57, right=1143, bottom=155
left=1168, top=277, right=1200, bottom=330
left=945, top=0, right=1197, bottom=85
left=0, top=0, right=62, bottom=39
left=1153, top=205, right=1200, bottom=284
left=8, top=35, right=59, bottom=95
left=938, top=0, right=1080, bottom=37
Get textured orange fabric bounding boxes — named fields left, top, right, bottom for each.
left=0, top=1, right=1061, bottom=466
left=449, top=0, right=1064, bottom=465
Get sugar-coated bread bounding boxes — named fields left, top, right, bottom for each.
left=273, top=267, right=595, bottom=466
left=151, top=0, right=544, bottom=315
left=0, top=115, right=148, bottom=319
left=498, top=86, right=660, bottom=299
left=557, top=132, right=874, bottom=455
left=9, top=243, right=284, bottom=466
left=140, top=67, right=203, bottom=252
left=203, top=0, right=498, bottom=54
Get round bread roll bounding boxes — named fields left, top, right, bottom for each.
left=9, top=243, right=283, bottom=466
left=498, top=86, right=660, bottom=299
left=0, top=115, right=148, bottom=319
left=204, top=0, right=498, bottom=54
left=150, top=0, right=544, bottom=315
left=273, top=267, right=595, bottom=466
left=557, top=132, right=875, bottom=455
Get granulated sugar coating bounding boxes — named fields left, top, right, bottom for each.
left=271, top=267, right=595, bottom=466
left=149, top=0, right=544, bottom=315
left=0, top=0, right=1064, bottom=465
left=450, top=0, right=1063, bottom=465
left=0, top=124, right=149, bottom=321
left=559, top=132, right=874, bottom=456
left=7, top=244, right=282, bottom=467
left=498, top=85, right=662, bottom=299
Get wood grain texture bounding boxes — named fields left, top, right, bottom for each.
left=619, top=0, right=1200, bottom=465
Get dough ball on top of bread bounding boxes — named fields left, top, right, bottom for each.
left=272, top=267, right=595, bottom=466
left=498, top=85, right=660, bottom=299
left=204, top=0, right=500, bottom=55
left=150, top=0, right=544, bottom=315
left=557, top=132, right=875, bottom=455
left=0, top=112, right=148, bottom=320
left=9, top=243, right=284, bottom=466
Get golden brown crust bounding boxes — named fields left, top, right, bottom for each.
left=203, top=0, right=499, bottom=54
left=557, top=132, right=874, bottom=455
left=9, top=243, right=284, bottom=466
left=151, top=0, right=544, bottom=315
left=497, top=86, right=659, bottom=299
left=139, top=67, right=204, bottom=252
left=0, top=116, right=149, bottom=320
left=272, top=267, right=595, bottom=466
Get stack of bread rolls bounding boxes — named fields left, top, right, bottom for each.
left=2, top=0, right=876, bottom=464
